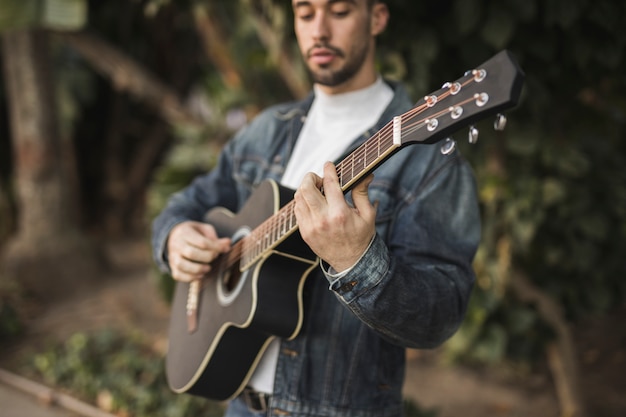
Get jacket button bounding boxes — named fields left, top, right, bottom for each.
left=281, top=348, right=298, bottom=357
left=339, top=281, right=357, bottom=293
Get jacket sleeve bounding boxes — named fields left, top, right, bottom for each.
left=322, top=152, right=481, bottom=349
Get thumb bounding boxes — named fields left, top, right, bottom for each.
left=194, top=222, right=231, bottom=249
left=191, top=222, right=219, bottom=239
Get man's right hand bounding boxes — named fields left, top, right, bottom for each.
left=166, top=221, right=231, bottom=282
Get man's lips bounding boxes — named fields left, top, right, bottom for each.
left=307, top=46, right=343, bottom=65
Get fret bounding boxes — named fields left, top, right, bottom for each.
left=289, top=206, right=296, bottom=230
left=253, top=231, right=260, bottom=259
left=263, top=225, right=270, bottom=253
left=280, top=210, right=286, bottom=236
left=242, top=238, right=251, bottom=267
left=362, top=139, right=367, bottom=175
left=270, top=218, right=278, bottom=246
left=369, top=131, right=380, bottom=165
left=350, top=151, right=355, bottom=186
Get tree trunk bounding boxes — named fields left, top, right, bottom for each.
left=0, top=29, right=102, bottom=300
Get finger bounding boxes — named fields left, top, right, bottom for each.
left=184, top=223, right=225, bottom=250
left=194, top=223, right=232, bottom=252
left=174, top=223, right=230, bottom=254
left=299, top=171, right=323, bottom=193
left=168, top=223, right=230, bottom=272
left=172, top=270, right=206, bottom=283
left=170, top=255, right=211, bottom=282
left=351, top=173, right=376, bottom=219
left=297, top=172, right=326, bottom=209
left=321, top=162, right=347, bottom=206
left=178, top=243, right=220, bottom=264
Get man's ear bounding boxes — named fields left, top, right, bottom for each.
left=371, top=3, right=389, bottom=36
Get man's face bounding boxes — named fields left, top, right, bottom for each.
left=292, top=0, right=380, bottom=90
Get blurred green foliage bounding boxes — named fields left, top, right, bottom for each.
left=0, top=296, right=23, bottom=342
left=26, top=330, right=224, bottom=417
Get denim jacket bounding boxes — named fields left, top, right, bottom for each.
left=152, top=81, right=480, bottom=417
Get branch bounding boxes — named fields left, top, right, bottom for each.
left=509, top=270, right=587, bottom=417
left=0, top=368, right=117, bottom=417
left=192, top=4, right=243, bottom=90
left=55, top=31, right=203, bottom=128
left=243, top=0, right=310, bottom=99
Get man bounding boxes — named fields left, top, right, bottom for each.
left=152, top=0, right=480, bottom=416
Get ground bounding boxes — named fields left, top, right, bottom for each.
left=1, top=239, right=625, bottom=417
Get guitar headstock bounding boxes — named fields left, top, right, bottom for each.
left=397, top=50, right=525, bottom=147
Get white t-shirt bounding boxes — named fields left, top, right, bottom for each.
left=247, top=77, right=394, bottom=394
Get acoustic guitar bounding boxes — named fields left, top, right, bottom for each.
left=165, top=50, right=525, bottom=401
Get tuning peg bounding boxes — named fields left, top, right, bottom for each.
left=494, top=113, right=507, bottom=131
left=441, top=138, right=456, bottom=155
left=468, top=126, right=479, bottom=144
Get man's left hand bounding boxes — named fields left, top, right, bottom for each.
left=294, top=162, right=377, bottom=273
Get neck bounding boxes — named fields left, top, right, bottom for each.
left=316, top=72, right=377, bottom=95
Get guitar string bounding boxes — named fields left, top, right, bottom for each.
left=225, top=75, right=479, bottom=270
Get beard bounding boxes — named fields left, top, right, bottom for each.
left=304, top=38, right=370, bottom=87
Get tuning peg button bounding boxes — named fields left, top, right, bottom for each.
left=468, top=126, right=479, bottom=144
left=494, top=113, right=507, bottom=131
left=441, top=138, right=456, bottom=155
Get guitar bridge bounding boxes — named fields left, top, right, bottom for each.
left=186, top=279, right=201, bottom=333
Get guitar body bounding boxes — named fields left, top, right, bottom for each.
left=166, top=180, right=318, bottom=401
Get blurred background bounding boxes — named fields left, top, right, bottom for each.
left=0, top=0, right=625, bottom=416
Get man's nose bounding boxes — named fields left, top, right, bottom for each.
left=312, top=13, right=330, bottom=42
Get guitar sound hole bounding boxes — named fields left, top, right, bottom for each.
left=216, top=226, right=251, bottom=306
left=221, top=259, right=243, bottom=293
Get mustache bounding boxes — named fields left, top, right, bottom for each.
left=306, top=43, right=345, bottom=58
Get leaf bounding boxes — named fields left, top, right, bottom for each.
left=542, top=177, right=567, bottom=207
left=480, top=5, right=515, bottom=49
left=453, top=0, right=483, bottom=35
left=544, top=0, right=585, bottom=29
left=472, top=324, right=507, bottom=363
left=505, top=307, right=537, bottom=335
left=555, top=147, right=591, bottom=179
left=585, top=284, right=613, bottom=312
left=505, top=129, right=541, bottom=157
left=505, top=0, right=537, bottom=22
left=576, top=212, right=609, bottom=242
